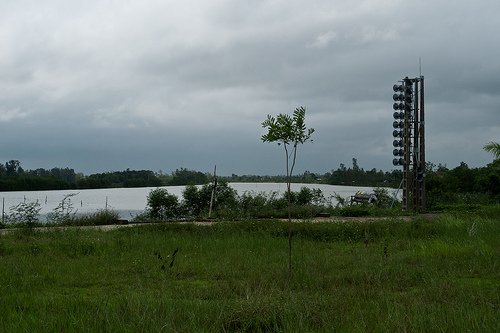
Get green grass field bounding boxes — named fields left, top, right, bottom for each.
left=1, top=209, right=499, bottom=332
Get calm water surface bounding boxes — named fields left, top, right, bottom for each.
left=1, top=183, right=394, bottom=220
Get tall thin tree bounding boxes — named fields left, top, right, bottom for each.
left=261, top=106, right=314, bottom=276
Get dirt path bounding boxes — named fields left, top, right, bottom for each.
left=0, top=214, right=441, bottom=235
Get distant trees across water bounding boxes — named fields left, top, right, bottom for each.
left=0, top=162, right=211, bottom=191
left=0, top=159, right=499, bottom=209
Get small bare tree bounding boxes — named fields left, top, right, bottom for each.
left=261, top=106, right=314, bottom=276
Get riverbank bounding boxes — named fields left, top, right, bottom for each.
left=1, top=212, right=443, bottom=235
left=1, top=183, right=388, bottom=219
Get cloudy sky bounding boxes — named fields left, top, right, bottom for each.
left=1, top=0, right=499, bottom=176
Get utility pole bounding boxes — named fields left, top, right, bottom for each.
left=209, top=165, right=217, bottom=218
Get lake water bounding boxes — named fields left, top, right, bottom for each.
left=0, top=183, right=397, bottom=220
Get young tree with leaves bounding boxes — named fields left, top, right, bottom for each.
left=261, top=106, right=314, bottom=276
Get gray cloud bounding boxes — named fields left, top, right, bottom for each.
left=1, top=0, right=499, bottom=176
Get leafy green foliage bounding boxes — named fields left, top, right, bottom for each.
left=261, top=107, right=315, bottom=146
left=135, top=184, right=404, bottom=221
left=261, top=106, right=315, bottom=274
left=46, top=193, right=79, bottom=224
left=146, top=188, right=180, bottom=220
left=84, top=169, right=161, bottom=188
left=6, top=201, right=42, bottom=227
left=65, top=210, right=120, bottom=226
left=372, top=187, right=395, bottom=208
left=4, top=160, right=23, bottom=177
left=169, top=168, right=209, bottom=185
left=426, top=160, right=500, bottom=209
left=483, top=141, right=500, bottom=159
left=338, top=205, right=371, bottom=217
left=180, top=180, right=238, bottom=217
left=0, top=161, right=164, bottom=191
left=181, top=183, right=205, bottom=216
left=0, top=176, right=76, bottom=191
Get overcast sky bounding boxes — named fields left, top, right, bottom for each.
left=1, top=0, right=499, bottom=176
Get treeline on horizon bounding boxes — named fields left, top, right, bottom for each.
left=0, top=158, right=402, bottom=191
left=0, top=158, right=499, bottom=207
left=0, top=161, right=207, bottom=191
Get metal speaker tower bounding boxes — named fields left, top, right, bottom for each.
left=392, top=76, right=425, bottom=212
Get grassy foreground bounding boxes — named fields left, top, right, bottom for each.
left=1, top=209, right=499, bottom=332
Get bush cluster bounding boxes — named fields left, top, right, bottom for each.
left=426, top=160, right=500, bottom=209
left=2, top=193, right=120, bottom=228
left=143, top=181, right=397, bottom=221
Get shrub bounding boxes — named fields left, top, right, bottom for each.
left=67, top=210, right=120, bottom=226
left=46, top=193, right=79, bottom=225
left=181, top=180, right=239, bottom=217
left=338, top=205, right=370, bottom=217
left=239, top=191, right=276, bottom=218
left=295, top=186, right=326, bottom=206
left=372, top=187, right=396, bottom=208
left=147, top=188, right=180, bottom=220
left=181, top=183, right=204, bottom=216
left=7, top=201, right=42, bottom=227
left=146, top=185, right=404, bottom=220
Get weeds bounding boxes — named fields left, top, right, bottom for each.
left=383, top=227, right=390, bottom=257
left=64, top=209, right=120, bottom=226
left=155, top=248, right=179, bottom=270
left=1, top=211, right=499, bottom=331
left=6, top=201, right=42, bottom=227
left=3, top=195, right=119, bottom=228
left=46, top=193, right=79, bottom=224
left=0, top=240, right=12, bottom=256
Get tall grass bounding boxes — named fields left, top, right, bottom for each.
left=1, top=211, right=499, bottom=332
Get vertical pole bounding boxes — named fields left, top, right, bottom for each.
left=413, top=79, right=419, bottom=212
left=209, top=165, right=217, bottom=218
left=2, top=197, right=4, bottom=223
left=420, top=77, right=426, bottom=212
left=402, top=78, right=411, bottom=211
